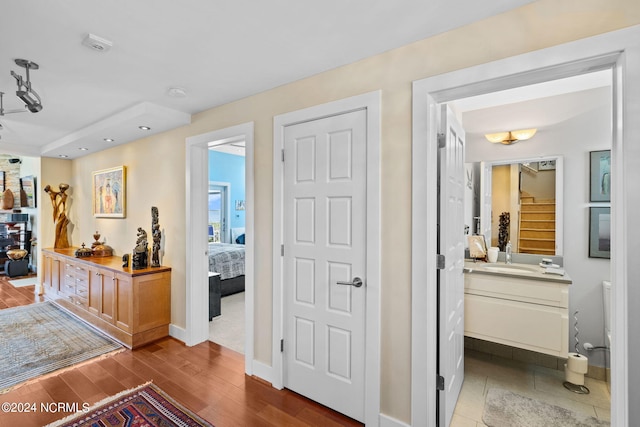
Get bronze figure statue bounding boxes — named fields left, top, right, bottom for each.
left=151, top=206, right=161, bottom=267
left=44, top=183, right=70, bottom=248
left=132, top=227, right=148, bottom=270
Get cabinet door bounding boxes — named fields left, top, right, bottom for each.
left=115, top=274, right=133, bottom=333
left=51, top=255, right=61, bottom=294
left=100, top=269, right=116, bottom=324
left=42, top=253, right=53, bottom=292
left=87, top=267, right=103, bottom=317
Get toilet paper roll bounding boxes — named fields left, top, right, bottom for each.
left=565, top=365, right=586, bottom=385
left=567, top=352, right=589, bottom=374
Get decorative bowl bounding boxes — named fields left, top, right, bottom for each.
left=7, top=249, right=28, bottom=260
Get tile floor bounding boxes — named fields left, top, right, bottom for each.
left=452, top=349, right=611, bottom=426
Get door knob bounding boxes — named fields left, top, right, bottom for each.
left=336, top=277, right=363, bottom=288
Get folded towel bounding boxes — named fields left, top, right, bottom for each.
left=543, top=267, right=565, bottom=276
left=539, top=262, right=560, bottom=268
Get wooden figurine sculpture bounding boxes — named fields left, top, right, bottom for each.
left=44, top=183, right=70, bottom=248
left=151, top=206, right=161, bottom=267
left=132, top=227, right=148, bottom=270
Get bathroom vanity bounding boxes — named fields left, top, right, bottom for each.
left=464, top=260, right=571, bottom=357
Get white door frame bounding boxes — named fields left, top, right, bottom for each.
left=185, top=122, right=255, bottom=375
left=412, top=26, right=640, bottom=427
left=273, top=91, right=381, bottom=425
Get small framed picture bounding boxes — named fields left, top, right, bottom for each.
left=235, top=200, right=245, bottom=211
left=20, top=175, right=37, bottom=207
left=467, top=235, right=487, bottom=260
left=589, top=207, right=610, bottom=259
left=590, top=150, right=611, bottom=202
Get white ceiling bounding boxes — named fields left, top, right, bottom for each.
left=0, top=0, right=536, bottom=159
left=456, top=70, right=612, bottom=136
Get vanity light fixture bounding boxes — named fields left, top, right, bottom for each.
left=485, top=128, right=537, bottom=145
left=138, top=126, right=151, bottom=130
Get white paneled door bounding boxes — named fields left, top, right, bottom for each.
left=283, top=109, right=367, bottom=422
left=438, top=105, right=465, bottom=427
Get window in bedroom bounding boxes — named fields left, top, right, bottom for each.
left=208, top=185, right=227, bottom=242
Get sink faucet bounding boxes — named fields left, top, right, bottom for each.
left=505, top=241, right=512, bottom=264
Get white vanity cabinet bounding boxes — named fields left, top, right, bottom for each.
left=464, top=262, right=571, bottom=357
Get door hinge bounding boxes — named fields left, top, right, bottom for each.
left=281, top=244, right=284, bottom=256
left=282, top=149, right=285, bottom=162
left=437, top=133, right=446, bottom=148
left=437, top=375, right=445, bottom=391
left=436, top=254, right=445, bottom=269
left=280, top=339, right=284, bottom=352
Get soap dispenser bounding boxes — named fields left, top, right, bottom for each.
left=505, top=241, right=512, bottom=264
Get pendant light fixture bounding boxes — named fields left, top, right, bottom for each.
left=485, top=128, right=537, bottom=145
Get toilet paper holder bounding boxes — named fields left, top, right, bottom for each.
left=563, top=311, right=590, bottom=394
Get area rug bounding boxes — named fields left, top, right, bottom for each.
left=483, top=388, right=610, bottom=427
left=46, top=382, right=213, bottom=427
left=0, top=301, right=123, bottom=393
left=8, top=277, right=38, bottom=287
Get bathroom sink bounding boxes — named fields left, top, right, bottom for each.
left=482, top=265, right=539, bottom=274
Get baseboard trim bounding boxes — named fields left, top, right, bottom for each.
left=169, top=323, right=187, bottom=344
left=251, top=360, right=275, bottom=386
left=379, top=413, right=411, bottom=427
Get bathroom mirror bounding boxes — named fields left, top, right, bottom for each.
left=475, top=156, right=563, bottom=256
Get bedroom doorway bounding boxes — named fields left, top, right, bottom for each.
left=185, top=121, right=254, bottom=375
left=208, top=139, right=248, bottom=354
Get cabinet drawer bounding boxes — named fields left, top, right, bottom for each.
left=465, top=293, right=568, bottom=357
left=464, top=273, right=568, bottom=308
left=74, top=265, right=89, bottom=281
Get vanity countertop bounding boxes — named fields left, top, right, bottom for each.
left=464, top=260, right=572, bottom=284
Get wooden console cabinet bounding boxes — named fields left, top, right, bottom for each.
left=42, top=248, right=171, bottom=349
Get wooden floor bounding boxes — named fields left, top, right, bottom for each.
left=0, top=276, right=363, bottom=427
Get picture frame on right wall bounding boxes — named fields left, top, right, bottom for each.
left=589, top=207, right=611, bottom=259
left=590, top=150, right=611, bottom=202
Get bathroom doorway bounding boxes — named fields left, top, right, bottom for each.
left=411, top=33, right=631, bottom=426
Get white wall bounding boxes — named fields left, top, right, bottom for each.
left=464, top=87, right=611, bottom=366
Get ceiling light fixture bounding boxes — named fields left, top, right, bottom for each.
left=485, top=128, right=537, bottom=145
left=0, top=59, right=44, bottom=116
left=59, top=154, right=69, bottom=158
left=79, top=147, right=89, bottom=151
left=167, top=87, right=187, bottom=98
left=139, top=126, right=151, bottom=130
left=104, top=138, right=115, bottom=142
left=82, top=33, right=113, bottom=53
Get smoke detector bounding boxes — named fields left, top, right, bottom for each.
left=82, top=33, right=113, bottom=52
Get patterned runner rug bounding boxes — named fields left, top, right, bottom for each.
left=0, top=301, right=123, bottom=393
left=46, top=382, right=213, bottom=427
left=483, top=388, right=610, bottom=427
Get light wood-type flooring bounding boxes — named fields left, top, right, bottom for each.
left=0, top=275, right=363, bottom=427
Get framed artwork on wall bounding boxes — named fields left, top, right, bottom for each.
left=20, top=175, right=36, bottom=207
left=92, top=166, right=126, bottom=218
left=235, top=200, right=245, bottom=211
left=590, top=150, right=611, bottom=202
left=589, top=207, right=610, bottom=259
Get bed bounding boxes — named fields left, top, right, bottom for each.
left=208, top=242, right=245, bottom=297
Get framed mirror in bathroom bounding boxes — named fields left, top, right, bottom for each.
left=478, top=156, right=563, bottom=256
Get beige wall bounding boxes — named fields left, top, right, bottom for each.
left=39, top=0, right=640, bottom=422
